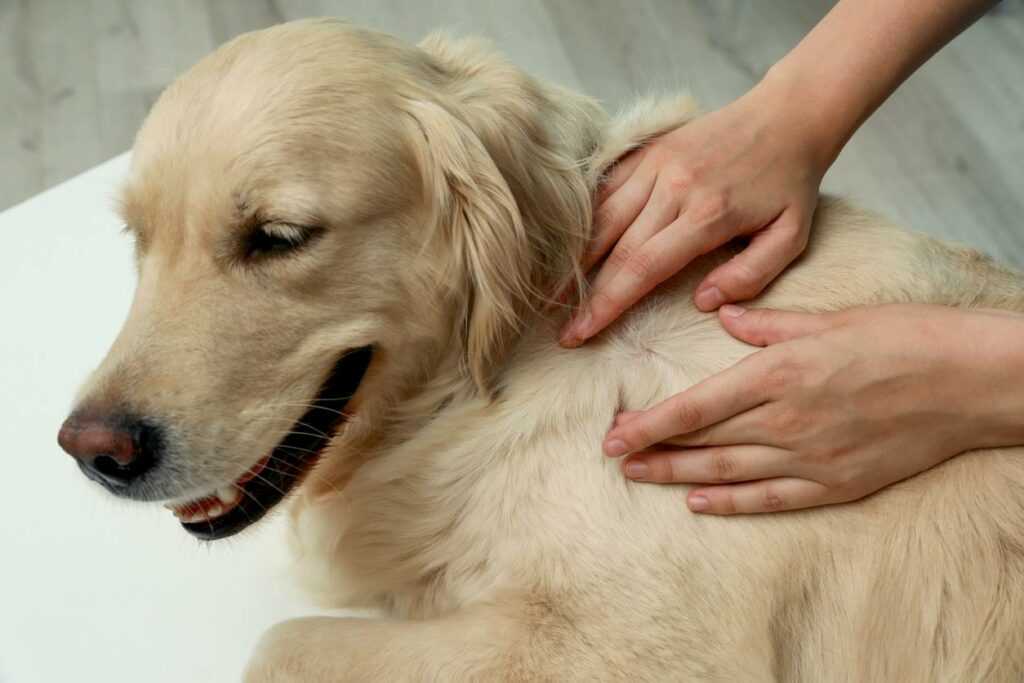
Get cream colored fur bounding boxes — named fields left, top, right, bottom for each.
left=76, top=19, right=1024, bottom=682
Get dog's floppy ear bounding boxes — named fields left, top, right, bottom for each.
left=403, top=99, right=539, bottom=393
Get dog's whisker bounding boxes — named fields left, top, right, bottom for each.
left=244, top=416, right=338, bottom=440
left=260, top=464, right=340, bottom=493
left=238, top=422, right=335, bottom=441
left=247, top=470, right=290, bottom=498
left=261, top=458, right=316, bottom=472
left=236, top=483, right=269, bottom=517
left=257, top=402, right=357, bottom=419
left=264, top=397, right=357, bottom=411
left=272, top=444, right=326, bottom=457
left=288, top=419, right=337, bottom=438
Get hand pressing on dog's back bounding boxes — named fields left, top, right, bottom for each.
left=601, top=305, right=1024, bottom=514
left=560, top=0, right=997, bottom=348
left=560, top=0, right=1006, bottom=513
left=558, top=81, right=823, bottom=348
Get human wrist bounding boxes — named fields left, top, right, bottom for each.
left=752, top=61, right=855, bottom=176
left=949, top=311, right=1024, bottom=450
left=983, top=315, right=1024, bottom=447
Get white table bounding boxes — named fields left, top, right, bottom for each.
left=0, top=155, right=331, bottom=683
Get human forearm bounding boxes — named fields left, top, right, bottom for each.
left=563, top=0, right=1001, bottom=341
left=755, top=0, right=996, bottom=170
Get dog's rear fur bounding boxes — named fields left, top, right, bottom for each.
left=70, top=19, right=1024, bottom=681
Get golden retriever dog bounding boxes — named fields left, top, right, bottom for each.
left=57, top=19, right=1024, bottom=681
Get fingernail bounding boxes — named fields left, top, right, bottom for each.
left=688, top=494, right=710, bottom=512
left=559, top=310, right=591, bottom=347
left=720, top=304, right=746, bottom=318
left=694, top=286, right=723, bottom=311
left=558, top=325, right=577, bottom=347
left=624, top=461, right=649, bottom=479
left=559, top=321, right=580, bottom=346
left=604, top=438, right=628, bottom=457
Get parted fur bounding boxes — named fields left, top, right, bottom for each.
left=83, top=19, right=1024, bottom=682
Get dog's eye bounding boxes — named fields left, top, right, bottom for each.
left=245, top=223, right=321, bottom=259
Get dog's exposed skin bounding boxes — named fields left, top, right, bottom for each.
left=64, top=20, right=1024, bottom=681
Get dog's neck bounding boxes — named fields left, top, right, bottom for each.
left=309, top=54, right=703, bottom=495
left=292, top=79, right=705, bottom=610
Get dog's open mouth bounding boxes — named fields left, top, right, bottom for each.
left=166, top=346, right=373, bottom=541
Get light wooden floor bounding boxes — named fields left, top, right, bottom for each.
left=3, top=0, right=1023, bottom=264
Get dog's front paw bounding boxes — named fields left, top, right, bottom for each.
left=244, top=618, right=322, bottom=683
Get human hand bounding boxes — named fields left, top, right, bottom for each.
left=561, top=0, right=998, bottom=349
left=560, top=81, right=832, bottom=348
left=602, top=304, right=1024, bottom=514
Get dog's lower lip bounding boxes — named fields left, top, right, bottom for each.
left=176, top=345, right=373, bottom=541
left=164, top=461, right=260, bottom=521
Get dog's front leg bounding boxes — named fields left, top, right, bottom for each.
left=244, top=606, right=537, bottom=683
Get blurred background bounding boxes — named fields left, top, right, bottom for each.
left=2, top=0, right=1023, bottom=263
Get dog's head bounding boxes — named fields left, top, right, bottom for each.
left=56, top=19, right=602, bottom=539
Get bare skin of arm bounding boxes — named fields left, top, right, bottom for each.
left=560, top=0, right=997, bottom=347
left=567, top=0, right=1016, bottom=514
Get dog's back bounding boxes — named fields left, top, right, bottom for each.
left=289, top=194, right=1024, bottom=681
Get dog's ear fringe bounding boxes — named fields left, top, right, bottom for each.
left=400, top=79, right=698, bottom=397
left=403, top=99, right=539, bottom=394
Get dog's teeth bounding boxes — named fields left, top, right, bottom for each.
left=167, top=487, right=240, bottom=524
left=217, top=486, right=240, bottom=505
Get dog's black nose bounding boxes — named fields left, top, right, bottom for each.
left=57, top=413, right=161, bottom=488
